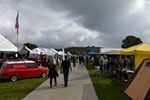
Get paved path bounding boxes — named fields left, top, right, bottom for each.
left=23, top=63, right=98, bottom=100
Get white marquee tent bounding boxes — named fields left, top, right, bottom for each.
left=30, top=48, right=42, bottom=55
left=19, top=45, right=31, bottom=54
left=19, top=45, right=43, bottom=55
left=18, top=47, right=60, bottom=56
left=42, top=48, right=58, bottom=56
left=0, top=34, right=17, bottom=52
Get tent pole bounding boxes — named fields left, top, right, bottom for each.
left=99, top=46, right=103, bottom=53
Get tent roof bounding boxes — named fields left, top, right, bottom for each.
left=30, top=48, right=43, bottom=55
left=0, top=34, right=17, bottom=52
left=87, top=50, right=98, bottom=55
left=19, top=46, right=43, bottom=55
left=120, top=43, right=150, bottom=55
left=100, top=50, right=120, bottom=55
left=30, top=48, right=58, bottom=55
left=32, top=48, right=43, bottom=52
left=38, top=47, right=49, bottom=52
left=19, top=45, right=31, bottom=53
left=58, top=50, right=67, bottom=55
left=42, top=48, right=58, bottom=56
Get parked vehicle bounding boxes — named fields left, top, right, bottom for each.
left=27, top=54, right=42, bottom=66
left=0, top=60, right=48, bottom=81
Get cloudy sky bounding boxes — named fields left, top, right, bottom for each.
left=0, top=0, right=150, bottom=50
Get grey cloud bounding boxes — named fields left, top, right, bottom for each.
left=0, top=0, right=150, bottom=50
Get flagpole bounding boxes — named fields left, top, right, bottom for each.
left=17, top=33, right=18, bottom=51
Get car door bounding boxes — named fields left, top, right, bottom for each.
left=27, top=63, right=40, bottom=77
left=10, top=63, right=27, bottom=78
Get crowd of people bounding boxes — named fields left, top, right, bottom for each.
left=93, top=55, right=135, bottom=79
left=40, top=53, right=135, bottom=88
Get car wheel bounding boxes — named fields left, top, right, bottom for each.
left=41, top=72, right=47, bottom=78
left=10, top=75, right=18, bottom=82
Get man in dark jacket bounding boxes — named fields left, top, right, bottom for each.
left=60, top=56, right=72, bottom=87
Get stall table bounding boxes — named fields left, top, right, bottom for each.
left=116, top=68, right=134, bottom=81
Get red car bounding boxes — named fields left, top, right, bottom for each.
left=27, top=54, right=42, bottom=66
left=0, top=60, right=48, bottom=81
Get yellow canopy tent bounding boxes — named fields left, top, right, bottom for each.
left=120, top=43, right=150, bottom=68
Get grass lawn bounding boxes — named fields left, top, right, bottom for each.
left=0, top=77, right=48, bottom=100
left=0, top=66, right=61, bottom=100
left=85, top=63, right=132, bottom=100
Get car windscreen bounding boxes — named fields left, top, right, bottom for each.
left=28, top=54, right=40, bottom=58
left=1, top=63, right=7, bottom=70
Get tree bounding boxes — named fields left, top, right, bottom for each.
left=24, top=43, right=37, bottom=50
left=121, top=35, right=143, bottom=48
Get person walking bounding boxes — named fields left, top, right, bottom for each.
left=72, top=56, right=76, bottom=67
left=48, top=58, right=58, bottom=88
left=123, top=55, right=130, bottom=69
left=41, top=54, right=49, bottom=67
left=103, top=55, right=108, bottom=74
left=86, top=56, right=89, bottom=64
left=60, top=56, right=72, bottom=87
left=94, top=55, right=100, bottom=77
left=129, top=56, right=135, bottom=71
